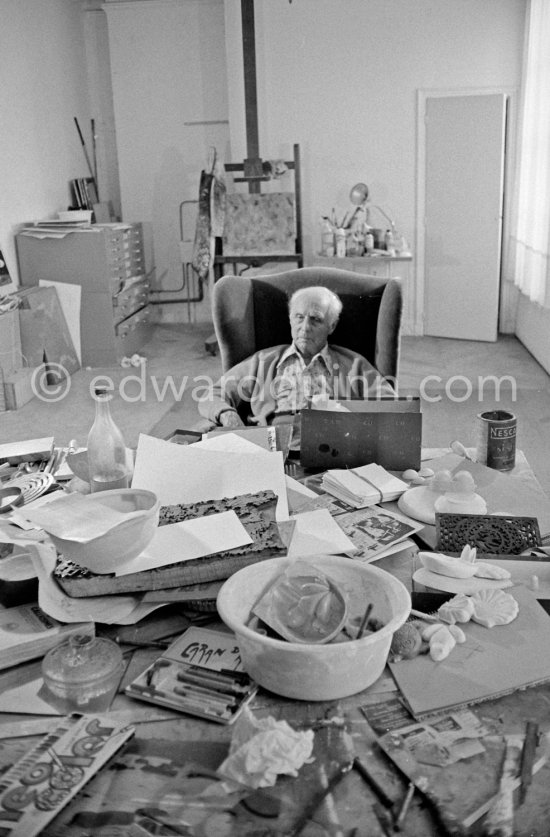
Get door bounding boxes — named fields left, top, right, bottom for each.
left=423, top=94, right=506, bottom=340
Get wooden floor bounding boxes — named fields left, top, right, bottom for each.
left=2, top=324, right=549, bottom=494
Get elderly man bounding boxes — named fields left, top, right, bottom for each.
left=198, top=286, right=394, bottom=445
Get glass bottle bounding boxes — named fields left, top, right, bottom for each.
left=87, top=387, right=130, bottom=492
left=320, top=218, right=335, bottom=256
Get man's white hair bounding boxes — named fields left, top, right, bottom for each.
left=288, top=286, right=343, bottom=328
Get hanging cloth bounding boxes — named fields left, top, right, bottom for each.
left=191, top=148, right=226, bottom=286
left=191, top=167, right=214, bottom=284
left=210, top=152, right=226, bottom=238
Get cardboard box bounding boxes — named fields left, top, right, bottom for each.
left=0, top=310, right=22, bottom=377
left=3, top=367, right=37, bottom=411
left=16, top=286, right=79, bottom=373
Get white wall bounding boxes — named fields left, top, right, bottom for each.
left=516, top=296, right=550, bottom=375
left=224, top=0, right=526, bottom=333
left=0, top=0, right=92, bottom=288
left=102, top=0, right=229, bottom=323
left=0, top=0, right=531, bottom=342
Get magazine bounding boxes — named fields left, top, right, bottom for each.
left=335, top=505, right=423, bottom=561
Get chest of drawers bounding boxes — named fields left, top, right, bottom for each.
left=16, top=223, right=151, bottom=366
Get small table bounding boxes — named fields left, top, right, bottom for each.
left=305, top=253, right=412, bottom=280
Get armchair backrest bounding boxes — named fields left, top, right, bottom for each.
left=212, top=266, right=403, bottom=381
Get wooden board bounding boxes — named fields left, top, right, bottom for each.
left=54, top=491, right=286, bottom=598
left=388, top=585, right=550, bottom=720
left=376, top=689, right=550, bottom=837
left=300, top=409, right=422, bottom=471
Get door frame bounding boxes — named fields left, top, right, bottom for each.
left=414, top=87, right=517, bottom=337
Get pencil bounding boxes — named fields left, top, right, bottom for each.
left=393, top=781, right=415, bottom=830
left=352, top=756, right=394, bottom=810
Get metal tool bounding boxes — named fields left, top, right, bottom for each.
left=288, top=759, right=353, bottom=837
left=518, top=721, right=540, bottom=806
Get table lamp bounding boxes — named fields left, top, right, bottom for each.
left=349, top=182, right=396, bottom=233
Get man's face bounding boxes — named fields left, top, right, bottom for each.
left=289, top=292, right=335, bottom=362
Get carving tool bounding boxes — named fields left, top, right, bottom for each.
left=393, top=781, right=415, bottom=831
left=352, top=755, right=394, bottom=810
left=484, top=736, right=522, bottom=837
left=518, top=720, right=539, bottom=806
left=288, top=759, right=353, bottom=837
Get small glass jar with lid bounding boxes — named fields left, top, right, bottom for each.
left=42, top=634, right=124, bottom=713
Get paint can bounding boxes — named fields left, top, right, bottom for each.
left=475, top=410, right=517, bottom=471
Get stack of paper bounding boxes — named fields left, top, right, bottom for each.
left=321, top=463, right=408, bottom=508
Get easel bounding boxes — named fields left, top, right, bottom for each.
left=212, top=142, right=303, bottom=281
left=205, top=0, right=303, bottom=353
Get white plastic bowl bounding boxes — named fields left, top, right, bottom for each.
left=49, top=488, right=160, bottom=574
left=217, top=554, right=411, bottom=701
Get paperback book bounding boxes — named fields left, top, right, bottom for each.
left=0, top=713, right=134, bottom=837
left=0, top=603, right=94, bottom=671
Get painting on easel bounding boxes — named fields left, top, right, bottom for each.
left=223, top=193, right=296, bottom=256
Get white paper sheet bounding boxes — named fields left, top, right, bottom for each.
left=287, top=508, right=358, bottom=557
left=0, top=677, right=61, bottom=716
left=117, top=510, right=253, bottom=576
left=195, top=433, right=267, bottom=454
left=39, top=280, right=82, bottom=364
left=131, top=434, right=289, bottom=520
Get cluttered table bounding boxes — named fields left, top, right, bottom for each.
left=0, top=430, right=550, bottom=837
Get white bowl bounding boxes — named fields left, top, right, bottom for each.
left=49, top=489, right=160, bottom=574
left=217, top=555, right=411, bottom=701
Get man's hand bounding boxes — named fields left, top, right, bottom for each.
left=219, top=410, right=245, bottom=428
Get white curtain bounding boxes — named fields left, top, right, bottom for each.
left=512, top=0, right=550, bottom=307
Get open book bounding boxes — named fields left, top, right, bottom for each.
left=0, top=602, right=93, bottom=671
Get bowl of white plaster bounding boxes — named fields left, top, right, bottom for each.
left=49, top=489, right=159, bottom=574
left=217, top=554, right=411, bottom=701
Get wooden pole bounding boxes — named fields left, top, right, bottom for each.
left=241, top=0, right=261, bottom=193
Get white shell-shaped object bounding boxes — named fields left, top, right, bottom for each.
left=419, top=552, right=478, bottom=579
left=448, top=624, right=466, bottom=643
left=473, top=562, right=512, bottom=580
left=419, top=466, right=435, bottom=478
left=438, top=594, right=475, bottom=624
left=434, top=492, right=488, bottom=515
left=428, top=626, right=456, bottom=661
left=470, top=589, right=519, bottom=627
left=422, top=623, right=445, bottom=641
left=402, top=469, right=419, bottom=481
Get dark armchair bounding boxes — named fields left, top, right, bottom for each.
left=212, top=266, right=403, bottom=381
